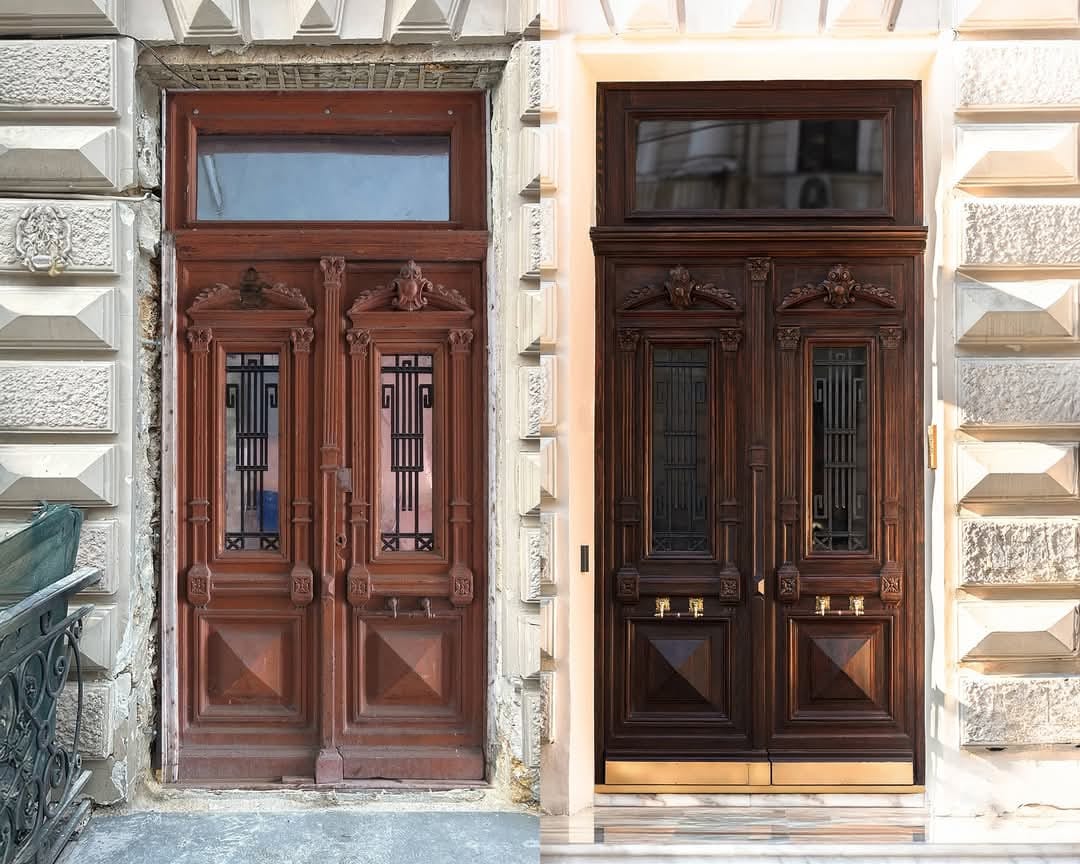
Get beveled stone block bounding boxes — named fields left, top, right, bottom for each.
left=684, top=0, right=778, bottom=31
left=959, top=600, right=1079, bottom=660
left=0, top=286, right=116, bottom=349
left=961, top=675, right=1080, bottom=746
left=164, top=0, right=247, bottom=42
left=0, top=0, right=122, bottom=34
left=957, top=442, right=1077, bottom=503
left=961, top=518, right=1080, bottom=586
left=955, top=0, right=1080, bottom=30
left=0, top=40, right=117, bottom=114
left=0, top=361, right=115, bottom=432
left=958, top=358, right=1080, bottom=428
left=0, top=200, right=119, bottom=273
left=0, top=443, right=118, bottom=506
left=956, top=276, right=1077, bottom=345
left=958, top=43, right=1080, bottom=111
left=0, top=126, right=117, bottom=190
left=606, top=0, right=679, bottom=32
left=517, top=281, right=556, bottom=354
left=79, top=603, right=118, bottom=672
left=962, top=200, right=1080, bottom=268
left=956, top=124, right=1079, bottom=186
left=293, top=0, right=343, bottom=38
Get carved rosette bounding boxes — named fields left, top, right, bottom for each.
left=777, top=563, right=800, bottom=603
left=449, top=329, right=475, bottom=353
left=347, top=571, right=372, bottom=607
left=290, top=327, right=314, bottom=354
left=615, top=568, right=639, bottom=604
left=880, top=562, right=903, bottom=605
left=290, top=566, right=314, bottom=607
left=718, top=328, right=743, bottom=353
left=719, top=564, right=741, bottom=602
left=383, top=260, right=472, bottom=313
left=450, top=566, right=474, bottom=606
left=15, top=204, right=72, bottom=275
left=346, top=328, right=372, bottom=357
left=617, top=329, right=640, bottom=352
left=186, top=564, right=211, bottom=607
left=746, top=257, right=771, bottom=283
left=780, top=264, right=897, bottom=310
left=879, top=325, right=903, bottom=349
left=776, top=326, right=801, bottom=351
left=186, top=326, right=213, bottom=353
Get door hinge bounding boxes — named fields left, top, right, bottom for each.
left=927, top=424, right=938, bottom=471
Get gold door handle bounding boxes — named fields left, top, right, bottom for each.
left=689, top=597, right=704, bottom=618
left=654, top=597, right=670, bottom=618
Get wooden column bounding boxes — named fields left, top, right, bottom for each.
left=775, top=325, right=801, bottom=604
left=614, top=328, right=640, bottom=603
left=878, top=325, right=903, bottom=605
left=345, top=328, right=372, bottom=607
left=315, top=256, right=345, bottom=784
left=290, top=326, right=315, bottom=607
left=185, top=326, right=213, bottom=607
left=718, top=327, right=743, bottom=602
left=448, top=328, right=475, bottom=605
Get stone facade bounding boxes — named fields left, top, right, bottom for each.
left=0, top=0, right=542, bottom=808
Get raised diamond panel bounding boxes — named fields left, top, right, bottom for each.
left=793, top=618, right=890, bottom=719
left=363, top=619, right=456, bottom=710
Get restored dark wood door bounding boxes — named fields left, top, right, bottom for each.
left=168, top=92, right=487, bottom=783
left=595, top=83, right=925, bottom=787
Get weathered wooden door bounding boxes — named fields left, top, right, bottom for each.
left=169, top=92, right=487, bottom=783
left=595, top=83, right=926, bottom=788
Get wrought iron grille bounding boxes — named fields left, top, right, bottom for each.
left=380, top=353, right=435, bottom=552
left=224, top=352, right=281, bottom=552
left=811, top=346, right=869, bottom=551
left=651, top=347, right=709, bottom=553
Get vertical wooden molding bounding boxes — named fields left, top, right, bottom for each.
left=315, top=256, right=345, bottom=784
left=878, top=325, right=903, bottom=605
left=448, top=328, right=476, bottom=605
left=185, top=326, right=213, bottom=608
left=718, top=328, right=743, bottom=603
left=775, top=325, right=801, bottom=604
left=345, top=328, right=372, bottom=607
left=290, top=327, right=315, bottom=607
left=614, top=328, right=640, bottom=603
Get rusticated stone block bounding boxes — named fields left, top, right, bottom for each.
left=956, top=276, right=1077, bottom=345
left=0, top=361, right=114, bottom=432
left=0, top=200, right=118, bottom=273
left=958, top=359, right=1080, bottom=428
left=0, top=286, right=116, bottom=349
left=962, top=518, right=1080, bottom=586
left=957, top=442, right=1077, bottom=503
left=0, top=126, right=118, bottom=190
left=76, top=519, right=119, bottom=594
left=955, top=0, right=1080, bottom=31
left=958, top=600, right=1079, bottom=660
left=962, top=200, right=1080, bottom=267
left=520, top=355, right=555, bottom=438
left=955, top=124, right=1079, bottom=187
left=56, top=679, right=114, bottom=760
left=520, top=514, right=554, bottom=601
left=961, top=675, right=1080, bottom=746
left=79, top=604, right=118, bottom=672
left=958, top=43, right=1080, bottom=110
left=0, top=40, right=116, bottom=114
left=0, top=443, right=118, bottom=506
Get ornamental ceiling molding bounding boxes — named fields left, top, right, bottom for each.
left=622, top=264, right=738, bottom=311
left=779, top=264, right=897, bottom=310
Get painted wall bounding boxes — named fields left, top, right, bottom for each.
left=0, top=0, right=544, bottom=806
left=539, top=0, right=1080, bottom=817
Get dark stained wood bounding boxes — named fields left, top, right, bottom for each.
left=595, top=82, right=925, bottom=784
left=170, top=92, right=487, bottom=783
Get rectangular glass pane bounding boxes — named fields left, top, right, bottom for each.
left=379, top=353, right=435, bottom=553
left=196, top=135, right=450, bottom=221
left=651, top=347, right=709, bottom=554
left=635, top=118, right=883, bottom=212
left=811, top=347, right=869, bottom=552
left=225, top=352, right=280, bottom=552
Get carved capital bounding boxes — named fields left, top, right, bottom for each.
left=450, top=564, right=474, bottom=606
left=776, top=326, right=801, bottom=351
left=186, top=326, right=213, bottom=354
left=346, top=328, right=372, bottom=357
left=290, top=564, right=314, bottom=607
left=320, top=256, right=346, bottom=289
left=777, top=563, right=800, bottom=604
left=449, top=329, right=475, bottom=353
left=718, top=328, right=743, bottom=353
left=880, top=562, right=903, bottom=606
left=186, top=563, right=211, bottom=607
left=347, top=567, right=371, bottom=607
left=746, top=257, right=771, bottom=283
left=290, top=327, right=314, bottom=354
left=615, top=567, right=639, bottom=603
left=879, top=325, right=903, bottom=349
left=617, top=328, right=640, bottom=352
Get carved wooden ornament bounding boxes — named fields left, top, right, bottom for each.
left=189, top=267, right=312, bottom=313
left=623, top=265, right=738, bottom=311
left=779, top=264, right=897, bottom=310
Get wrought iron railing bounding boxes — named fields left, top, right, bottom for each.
left=0, top=505, right=97, bottom=864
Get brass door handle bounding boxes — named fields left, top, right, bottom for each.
left=654, top=597, right=670, bottom=618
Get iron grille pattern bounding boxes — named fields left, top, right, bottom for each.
left=651, top=347, right=709, bottom=553
left=811, top=346, right=868, bottom=551
left=380, top=353, right=435, bottom=552
left=224, top=352, right=280, bottom=551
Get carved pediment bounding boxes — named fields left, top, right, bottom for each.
left=622, top=265, right=738, bottom=311
left=188, top=267, right=312, bottom=315
left=347, top=260, right=472, bottom=315
left=779, top=264, right=897, bottom=310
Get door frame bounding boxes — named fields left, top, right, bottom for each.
left=158, top=89, right=490, bottom=784
left=592, top=80, right=926, bottom=791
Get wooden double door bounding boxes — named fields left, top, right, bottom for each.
left=595, top=244, right=925, bottom=786
left=175, top=254, right=485, bottom=782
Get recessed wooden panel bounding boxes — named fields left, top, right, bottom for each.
left=629, top=620, right=730, bottom=717
left=791, top=616, right=891, bottom=721
left=196, top=612, right=305, bottom=721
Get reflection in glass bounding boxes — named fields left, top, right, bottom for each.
left=225, top=352, right=281, bottom=551
left=635, top=118, right=883, bottom=211
left=380, top=354, right=435, bottom=553
left=812, top=347, right=869, bottom=552
left=651, top=347, right=709, bottom=553
left=196, top=135, right=450, bottom=221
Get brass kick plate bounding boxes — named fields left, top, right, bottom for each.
left=605, top=760, right=769, bottom=786
left=604, top=760, right=913, bottom=788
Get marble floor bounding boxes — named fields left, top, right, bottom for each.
left=540, top=805, right=1080, bottom=863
